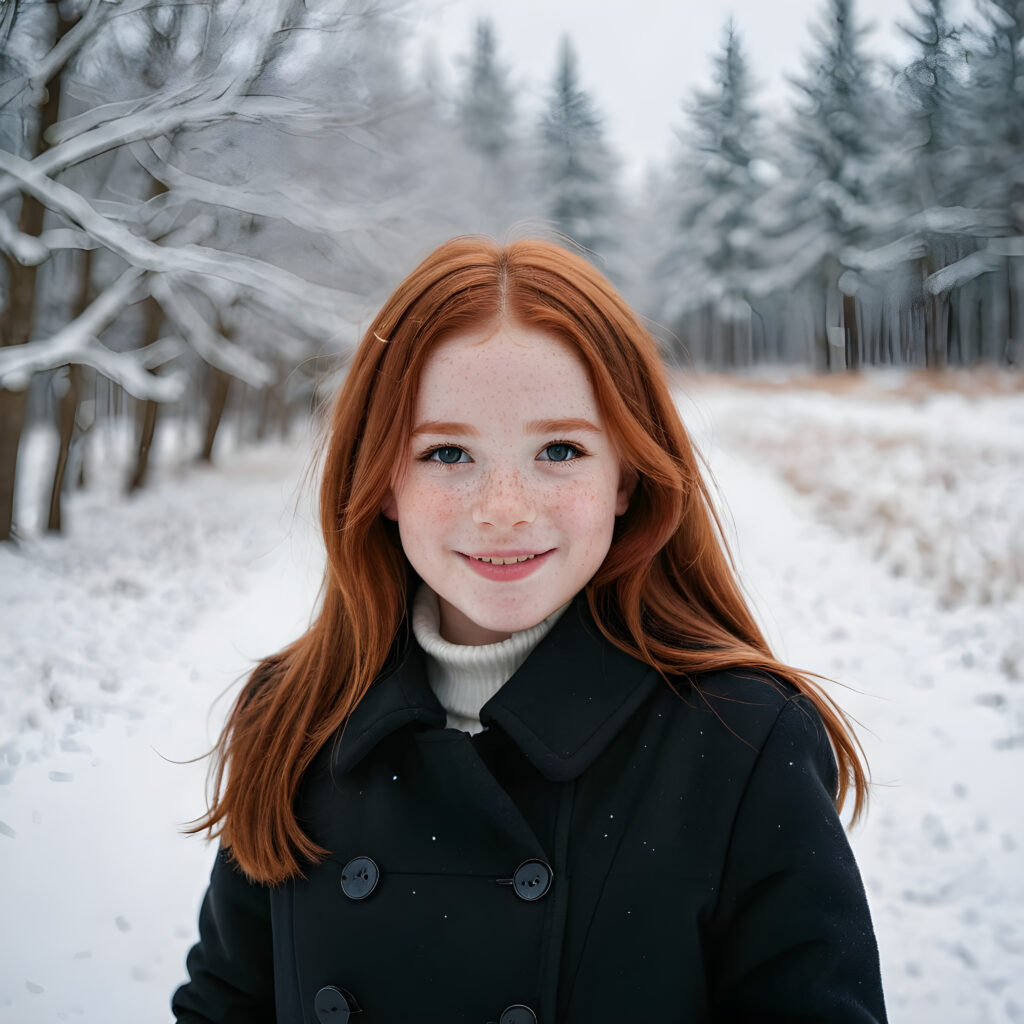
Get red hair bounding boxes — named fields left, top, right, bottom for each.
left=192, top=237, right=868, bottom=883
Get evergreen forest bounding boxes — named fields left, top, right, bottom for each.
left=1, top=0, right=1022, bottom=540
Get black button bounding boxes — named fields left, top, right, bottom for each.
left=340, top=856, right=379, bottom=900
left=499, top=1005, right=537, bottom=1024
left=512, top=859, right=552, bottom=901
left=314, top=985, right=359, bottom=1022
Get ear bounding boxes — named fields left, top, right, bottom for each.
left=615, top=467, right=638, bottom=516
left=381, top=489, right=398, bottom=521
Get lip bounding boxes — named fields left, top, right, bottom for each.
left=459, top=548, right=554, bottom=581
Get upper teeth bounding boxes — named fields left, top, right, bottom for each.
left=474, top=554, right=537, bottom=565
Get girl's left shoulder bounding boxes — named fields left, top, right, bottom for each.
left=651, top=667, right=838, bottom=790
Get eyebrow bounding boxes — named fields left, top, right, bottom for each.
left=412, top=418, right=602, bottom=437
left=526, top=418, right=602, bottom=435
left=412, top=421, right=481, bottom=437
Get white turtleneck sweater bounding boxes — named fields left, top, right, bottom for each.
left=411, top=585, right=570, bottom=734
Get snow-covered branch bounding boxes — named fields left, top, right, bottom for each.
left=0, top=148, right=362, bottom=330
left=131, top=140, right=406, bottom=237
left=28, top=0, right=106, bottom=94
left=812, top=179, right=910, bottom=233
left=0, top=213, right=49, bottom=266
left=149, top=275, right=275, bottom=387
left=39, top=228, right=101, bottom=252
left=44, top=93, right=180, bottom=149
left=135, top=335, right=185, bottom=369
left=926, top=249, right=996, bottom=294
left=0, top=265, right=185, bottom=401
left=909, top=206, right=1008, bottom=236
left=0, top=88, right=372, bottom=207
left=841, top=235, right=928, bottom=272
left=926, top=237, right=1024, bottom=293
left=0, top=219, right=104, bottom=265
left=72, top=341, right=187, bottom=402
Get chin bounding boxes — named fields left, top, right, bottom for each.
left=444, top=595, right=559, bottom=645
left=484, top=598, right=559, bottom=632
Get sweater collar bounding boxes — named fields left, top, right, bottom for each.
left=332, top=595, right=657, bottom=781
left=412, top=584, right=570, bottom=728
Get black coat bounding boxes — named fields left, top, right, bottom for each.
left=173, top=598, right=887, bottom=1024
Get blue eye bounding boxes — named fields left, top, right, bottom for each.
left=538, top=443, right=581, bottom=462
left=427, top=446, right=470, bottom=464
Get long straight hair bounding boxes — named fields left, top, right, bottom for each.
left=191, top=237, right=868, bottom=884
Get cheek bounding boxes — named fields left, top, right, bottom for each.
left=550, top=481, right=619, bottom=542
left=397, top=480, right=464, bottom=525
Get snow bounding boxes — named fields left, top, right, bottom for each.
left=0, top=148, right=361, bottom=335
left=0, top=213, right=49, bottom=268
left=2, top=377, right=1023, bottom=1022
left=0, top=268, right=190, bottom=400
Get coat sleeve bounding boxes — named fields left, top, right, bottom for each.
left=708, top=695, right=888, bottom=1023
left=171, top=846, right=276, bottom=1024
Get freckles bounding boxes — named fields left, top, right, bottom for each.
left=416, top=483, right=466, bottom=520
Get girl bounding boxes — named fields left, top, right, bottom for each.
left=173, top=237, right=887, bottom=1023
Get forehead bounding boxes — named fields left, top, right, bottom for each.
left=415, top=325, right=600, bottom=421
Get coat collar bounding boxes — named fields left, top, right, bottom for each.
left=332, top=596, right=657, bottom=781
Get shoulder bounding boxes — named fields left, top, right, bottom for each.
left=653, top=668, right=838, bottom=792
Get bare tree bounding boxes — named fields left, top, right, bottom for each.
left=0, top=0, right=411, bottom=540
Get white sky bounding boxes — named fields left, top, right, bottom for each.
left=411, top=0, right=973, bottom=188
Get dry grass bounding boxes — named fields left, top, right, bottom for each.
left=696, top=382, right=1024, bottom=629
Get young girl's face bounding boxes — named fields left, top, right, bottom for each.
left=383, top=323, right=632, bottom=645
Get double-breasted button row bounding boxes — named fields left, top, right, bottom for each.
left=342, top=855, right=553, bottom=903
left=314, top=985, right=361, bottom=1022
left=316, top=985, right=534, bottom=1024
left=489, top=1005, right=538, bottom=1024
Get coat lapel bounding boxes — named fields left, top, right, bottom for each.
left=480, top=598, right=657, bottom=781
left=331, top=632, right=446, bottom=776
left=332, top=597, right=657, bottom=782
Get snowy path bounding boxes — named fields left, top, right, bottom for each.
left=2, top=387, right=1023, bottom=1022
left=1, top=432, right=325, bottom=1023
left=688, top=386, right=1024, bottom=1024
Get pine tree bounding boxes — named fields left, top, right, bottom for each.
left=789, top=0, right=882, bottom=235
left=897, top=0, right=966, bottom=206
left=957, top=0, right=1024, bottom=360
left=658, top=21, right=772, bottom=366
left=893, top=0, right=969, bottom=366
left=457, top=19, right=516, bottom=162
left=537, top=36, right=619, bottom=257
left=783, top=0, right=895, bottom=367
left=960, top=0, right=1024, bottom=225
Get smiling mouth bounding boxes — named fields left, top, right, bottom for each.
left=469, top=554, right=539, bottom=565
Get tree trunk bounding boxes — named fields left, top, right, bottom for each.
left=925, top=292, right=950, bottom=370
left=0, top=390, right=28, bottom=540
left=129, top=398, right=159, bottom=493
left=127, top=282, right=166, bottom=492
left=815, top=264, right=831, bottom=371
left=47, top=364, right=80, bottom=532
left=235, top=382, right=248, bottom=443
left=46, top=248, right=93, bottom=531
left=257, top=384, right=276, bottom=441
left=0, top=189, right=46, bottom=540
left=200, top=366, right=231, bottom=462
left=842, top=292, right=860, bottom=370
left=0, top=10, right=78, bottom=541
left=1008, top=256, right=1024, bottom=366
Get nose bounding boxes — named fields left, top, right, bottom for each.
left=472, top=466, right=536, bottom=527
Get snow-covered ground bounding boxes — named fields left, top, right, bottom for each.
left=1, top=376, right=1022, bottom=1023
